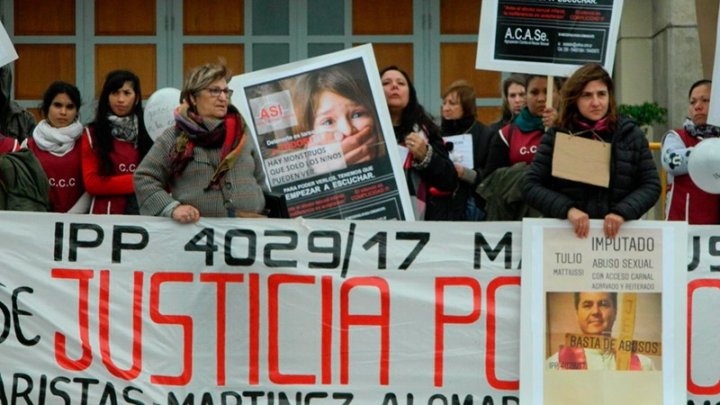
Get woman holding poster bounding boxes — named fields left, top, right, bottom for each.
left=134, top=62, right=267, bottom=222
left=523, top=63, right=660, bottom=239
left=380, top=66, right=457, bottom=220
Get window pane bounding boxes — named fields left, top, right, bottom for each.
left=308, top=0, right=344, bottom=35
left=15, top=0, right=75, bottom=35
left=440, top=43, right=500, bottom=99
left=371, top=43, right=414, bottom=79
left=95, top=44, right=157, bottom=97
left=95, top=0, right=156, bottom=36
left=252, top=0, right=289, bottom=35
left=308, top=43, right=345, bottom=58
left=253, top=44, right=289, bottom=70
left=184, top=44, right=245, bottom=78
left=478, top=106, right=502, bottom=126
left=184, top=0, right=244, bottom=35
left=353, top=0, right=412, bottom=35
left=440, top=0, right=481, bottom=35
left=15, top=44, right=76, bottom=99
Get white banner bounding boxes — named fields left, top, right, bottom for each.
left=687, top=225, right=720, bottom=404
left=3, top=213, right=720, bottom=404
left=0, top=213, right=522, bottom=404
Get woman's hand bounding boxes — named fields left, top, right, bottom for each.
left=172, top=204, right=200, bottom=224
left=603, top=213, right=625, bottom=239
left=542, top=106, right=558, bottom=128
left=567, top=207, right=590, bottom=238
left=405, top=131, right=429, bottom=162
left=454, top=163, right=465, bottom=177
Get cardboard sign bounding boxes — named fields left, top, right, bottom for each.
left=551, top=132, right=610, bottom=188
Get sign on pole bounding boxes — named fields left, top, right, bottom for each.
left=476, top=0, right=624, bottom=76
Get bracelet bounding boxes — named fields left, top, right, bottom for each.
left=412, top=144, right=433, bottom=170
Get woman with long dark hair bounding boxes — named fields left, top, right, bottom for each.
left=380, top=65, right=457, bottom=220
left=82, top=70, right=152, bottom=214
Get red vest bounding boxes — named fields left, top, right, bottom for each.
left=500, top=124, right=543, bottom=165
left=87, top=129, right=140, bottom=215
left=0, top=137, right=19, bottom=154
left=27, top=138, right=84, bottom=213
left=666, top=129, right=720, bottom=224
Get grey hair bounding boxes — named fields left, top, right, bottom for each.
left=181, top=62, right=231, bottom=106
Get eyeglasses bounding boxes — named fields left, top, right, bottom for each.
left=205, top=87, right=234, bottom=98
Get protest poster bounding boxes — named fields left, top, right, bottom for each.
left=229, top=45, right=414, bottom=220
left=476, top=0, right=624, bottom=76
left=520, top=219, right=686, bottom=405
left=0, top=212, right=522, bottom=404
left=0, top=21, right=18, bottom=68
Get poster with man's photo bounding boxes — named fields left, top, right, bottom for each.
left=230, top=45, right=413, bottom=220
left=476, top=0, right=624, bottom=76
left=520, top=219, right=686, bottom=405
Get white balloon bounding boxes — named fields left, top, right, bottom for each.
left=688, top=137, right=720, bottom=194
left=144, top=88, right=181, bottom=141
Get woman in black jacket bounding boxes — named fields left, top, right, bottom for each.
left=440, top=80, right=492, bottom=220
left=523, top=63, right=660, bottom=239
left=380, top=66, right=457, bottom=220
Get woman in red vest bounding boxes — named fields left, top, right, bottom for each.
left=82, top=70, right=152, bottom=214
left=662, top=79, right=720, bottom=224
left=25, top=81, right=87, bottom=212
left=484, top=74, right=558, bottom=176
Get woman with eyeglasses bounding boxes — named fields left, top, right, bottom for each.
left=134, top=62, right=266, bottom=222
left=82, top=70, right=153, bottom=214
